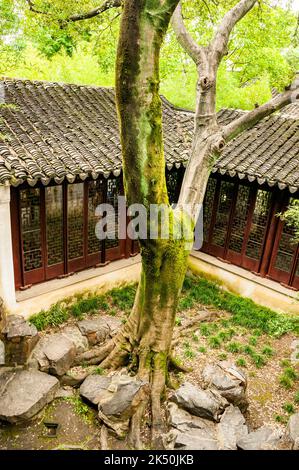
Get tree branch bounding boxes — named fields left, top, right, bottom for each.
left=68, top=0, right=122, bottom=22
left=223, top=86, right=299, bottom=142
left=171, top=3, right=203, bottom=65
left=26, top=0, right=122, bottom=22
left=210, top=0, right=257, bottom=64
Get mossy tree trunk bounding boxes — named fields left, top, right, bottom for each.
left=78, top=0, right=299, bottom=449
left=97, top=0, right=191, bottom=447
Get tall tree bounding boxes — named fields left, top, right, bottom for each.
left=4, top=0, right=299, bottom=448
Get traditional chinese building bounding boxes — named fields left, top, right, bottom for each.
left=0, top=78, right=298, bottom=316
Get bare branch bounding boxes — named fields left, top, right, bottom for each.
left=171, top=3, right=203, bottom=65
left=26, top=0, right=122, bottom=22
left=68, top=0, right=122, bottom=22
left=210, top=0, right=257, bottom=64
left=223, top=86, right=299, bottom=142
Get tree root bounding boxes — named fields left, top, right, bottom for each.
left=169, top=355, right=192, bottom=373
left=74, top=341, right=114, bottom=366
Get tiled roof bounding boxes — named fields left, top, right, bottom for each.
left=0, top=77, right=298, bottom=192
left=214, top=105, right=299, bottom=193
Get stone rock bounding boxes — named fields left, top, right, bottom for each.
left=0, top=370, right=59, bottom=423
left=80, top=373, right=149, bottom=437
left=287, top=413, right=299, bottom=450
left=237, top=426, right=282, bottom=450
left=170, top=382, right=228, bottom=422
left=0, top=315, right=39, bottom=365
left=168, top=402, right=219, bottom=450
left=0, top=340, right=4, bottom=365
left=80, top=375, right=111, bottom=405
left=55, top=386, right=75, bottom=399
left=77, top=316, right=122, bottom=346
left=168, top=402, right=248, bottom=450
left=43, top=334, right=76, bottom=376
left=217, top=405, right=248, bottom=450
left=27, top=336, right=51, bottom=372
left=60, top=366, right=90, bottom=387
left=202, top=361, right=248, bottom=410
left=77, top=318, right=110, bottom=346
left=61, top=326, right=89, bottom=354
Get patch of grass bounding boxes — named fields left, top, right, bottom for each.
left=251, top=353, right=266, bottom=368
left=198, top=346, right=207, bottom=353
left=218, top=329, right=235, bottom=342
left=184, top=348, right=196, bottom=359
left=108, top=284, right=136, bottom=312
left=280, top=359, right=291, bottom=367
left=180, top=275, right=299, bottom=337
left=226, top=341, right=243, bottom=353
left=29, top=284, right=137, bottom=330
left=208, top=335, right=222, bottom=349
left=64, top=396, right=94, bottom=424
left=262, top=346, right=274, bottom=357
left=30, top=303, right=69, bottom=330
left=200, top=324, right=212, bottom=337
left=175, top=317, right=182, bottom=326
left=284, top=367, right=298, bottom=381
left=279, top=366, right=298, bottom=389
left=283, top=403, right=295, bottom=414
left=94, top=367, right=105, bottom=375
left=249, top=336, right=258, bottom=346
left=218, top=353, right=228, bottom=361
left=294, top=391, right=299, bottom=404
left=243, top=345, right=255, bottom=356
left=275, top=414, right=287, bottom=424
left=236, top=357, right=247, bottom=367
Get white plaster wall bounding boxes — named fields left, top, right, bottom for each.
left=0, top=185, right=16, bottom=311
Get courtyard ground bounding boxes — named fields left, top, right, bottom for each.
left=0, top=274, right=298, bottom=450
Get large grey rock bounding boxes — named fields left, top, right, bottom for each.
left=168, top=402, right=248, bottom=450
left=28, top=336, right=51, bottom=371
left=43, top=334, right=76, bottom=376
left=77, top=318, right=110, bottom=346
left=61, top=326, right=88, bottom=354
left=77, top=316, right=122, bottom=346
left=0, top=340, right=4, bottom=365
left=0, top=370, right=59, bottom=423
left=0, top=315, right=39, bottom=365
left=60, top=366, right=90, bottom=387
left=80, top=375, right=111, bottom=405
left=202, top=362, right=248, bottom=410
left=237, top=426, right=282, bottom=450
left=287, top=413, right=299, bottom=450
left=217, top=405, right=248, bottom=450
left=168, top=402, right=219, bottom=450
left=170, top=382, right=228, bottom=422
left=80, top=373, right=149, bottom=437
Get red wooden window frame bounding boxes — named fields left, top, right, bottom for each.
left=11, top=176, right=128, bottom=290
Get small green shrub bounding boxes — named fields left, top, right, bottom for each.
left=251, top=353, right=266, bottom=368
left=283, top=403, right=295, bottom=414
left=236, top=357, right=247, bottom=367
left=198, top=346, right=207, bottom=353
left=226, top=341, right=242, bottom=353
left=262, top=346, right=274, bottom=357
left=208, top=336, right=222, bottom=349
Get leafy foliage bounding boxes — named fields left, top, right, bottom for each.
left=1, top=1, right=298, bottom=110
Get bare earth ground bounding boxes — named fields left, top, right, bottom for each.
left=0, top=300, right=298, bottom=450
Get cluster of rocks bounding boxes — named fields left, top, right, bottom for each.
left=165, top=361, right=294, bottom=451
left=0, top=314, right=122, bottom=424
left=0, top=314, right=298, bottom=451
left=80, top=372, right=149, bottom=437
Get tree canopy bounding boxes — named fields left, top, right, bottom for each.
left=1, top=0, right=298, bottom=110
